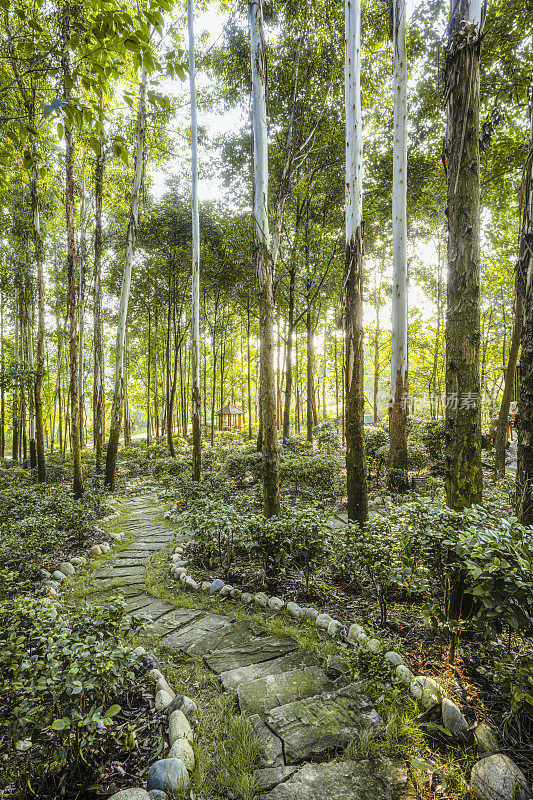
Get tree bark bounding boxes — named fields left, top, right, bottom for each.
left=250, top=0, right=280, bottom=517
left=104, top=67, right=147, bottom=489
left=283, top=265, right=295, bottom=441
left=344, top=0, right=368, bottom=523
left=517, top=78, right=533, bottom=523
left=189, top=0, right=201, bottom=479
left=93, top=122, right=105, bottom=470
left=444, top=0, right=483, bottom=511
left=62, top=5, right=83, bottom=497
left=494, top=286, right=522, bottom=476
left=389, top=0, right=408, bottom=484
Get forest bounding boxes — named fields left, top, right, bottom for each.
left=0, top=0, right=532, bottom=798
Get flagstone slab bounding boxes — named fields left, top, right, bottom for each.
left=220, top=650, right=320, bottom=696
left=93, top=565, right=146, bottom=579
left=247, top=714, right=285, bottom=768
left=147, top=609, right=204, bottom=637
left=237, top=667, right=337, bottom=717
left=266, top=683, right=381, bottom=764
left=204, top=635, right=299, bottom=674
left=257, top=758, right=415, bottom=800
left=161, top=614, right=234, bottom=650
left=187, top=620, right=266, bottom=658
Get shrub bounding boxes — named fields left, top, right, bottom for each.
left=286, top=506, right=331, bottom=591
left=420, top=420, right=446, bottom=474
left=224, top=448, right=263, bottom=486
left=313, top=421, right=341, bottom=451
left=0, top=596, right=143, bottom=795
left=0, top=481, right=103, bottom=597
left=248, top=513, right=292, bottom=581
left=185, top=499, right=249, bottom=570
left=279, top=451, right=342, bottom=500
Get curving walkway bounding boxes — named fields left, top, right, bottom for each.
left=87, top=493, right=416, bottom=800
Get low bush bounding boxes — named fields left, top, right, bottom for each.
left=0, top=596, right=143, bottom=796
left=0, top=477, right=104, bottom=598
left=279, top=451, right=343, bottom=500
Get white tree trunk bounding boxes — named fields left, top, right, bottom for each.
left=344, top=0, right=367, bottom=522
left=189, top=0, right=201, bottom=481
left=389, top=0, right=409, bottom=481
left=104, top=67, right=148, bottom=489
left=250, top=0, right=280, bottom=516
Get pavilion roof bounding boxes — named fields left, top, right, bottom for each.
left=216, top=403, right=244, bottom=415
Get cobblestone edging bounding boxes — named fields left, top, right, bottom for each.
left=167, top=530, right=532, bottom=800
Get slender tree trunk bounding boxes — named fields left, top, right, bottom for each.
left=12, top=299, right=19, bottom=462
left=444, top=0, right=483, bottom=511
left=147, top=309, right=151, bottom=446
left=78, top=183, right=86, bottom=449
left=495, top=286, right=522, bottom=476
left=344, top=0, right=368, bottom=523
left=51, top=317, right=63, bottom=453
left=30, top=155, right=46, bottom=481
left=250, top=0, right=280, bottom=516
left=283, top=266, right=295, bottom=441
left=189, top=0, right=201, bottom=478
left=295, top=328, right=300, bottom=434
left=517, top=78, right=533, bottom=523
left=247, top=300, right=253, bottom=439
left=306, top=301, right=314, bottom=443
left=389, top=0, right=408, bottom=485
left=93, top=122, right=105, bottom=470
left=322, top=324, right=327, bottom=420
left=63, top=7, right=83, bottom=497
left=0, top=294, right=4, bottom=460
left=26, top=300, right=37, bottom=470
left=104, top=67, right=148, bottom=489
left=374, top=302, right=380, bottom=423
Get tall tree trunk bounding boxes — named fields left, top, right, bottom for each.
left=93, top=122, right=105, bottom=470
left=283, top=266, right=295, bottom=441
left=104, top=67, right=148, bottom=489
left=78, top=183, right=86, bottom=449
left=374, top=302, right=380, bottom=423
left=51, top=317, right=63, bottom=453
left=189, top=0, right=201, bottom=479
left=444, top=0, right=483, bottom=511
left=26, top=300, right=36, bottom=470
left=306, top=301, right=314, bottom=443
left=322, top=324, right=327, bottom=420
left=0, top=294, right=4, bottom=460
left=147, top=309, right=151, bottom=445
left=250, top=0, right=280, bottom=517
left=389, top=0, right=408, bottom=485
left=30, top=154, right=46, bottom=481
left=495, top=285, right=522, bottom=476
left=63, top=6, right=83, bottom=497
left=344, top=0, right=368, bottom=523
left=12, top=298, right=19, bottom=462
left=517, top=78, right=533, bottom=523
left=247, top=300, right=253, bottom=439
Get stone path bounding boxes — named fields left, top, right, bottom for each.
left=88, top=494, right=415, bottom=799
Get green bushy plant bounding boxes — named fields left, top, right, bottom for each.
left=279, top=451, right=343, bottom=500
left=313, top=421, right=341, bottom=451
left=185, top=499, right=249, bottom=570
left=286, top=506, right=331, bottom=591
left=0, top=480, right=103, bottom=597
left=0, top=596, right=143, bottom=795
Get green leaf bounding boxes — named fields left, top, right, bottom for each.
left=104, top=704, right=121, bottom=718
left=51, top=718, right=70, bottom=731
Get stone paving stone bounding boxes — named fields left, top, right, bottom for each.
left=237, top=667, right=337, bottom=717
left=220, top=650, right=320, bottom=696
left=247, top=714, right=285, bottom=768
left=187, top=620, right=266, bottom=658
left=204, top=635, right=299, bottom=674
left=266, top=683, right=381, bottom=764
left=139, top=599, right=178, bottom=620
left=161, top=614, right=234, bottom=651
left=254, top=767, right=299, bottom=793
left=123, top=594, right=160, bottom=613
left=93, top=565, right=146, bottom=579
left=147, top=609, right=204, bottom=637
left=257, top=759, right=415, bottom=800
